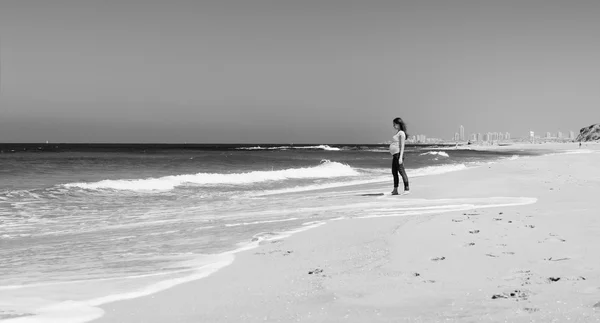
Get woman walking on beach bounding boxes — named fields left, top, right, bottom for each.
left=390, top=117, right=410, bottom=195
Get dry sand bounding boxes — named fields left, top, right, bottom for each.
left=93, top=146, right=600, bottom=323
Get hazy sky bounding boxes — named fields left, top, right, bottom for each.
left=1, top=0, right=599, bottom=143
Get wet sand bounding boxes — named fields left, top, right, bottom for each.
left=93, top=146, right=600, bottom=322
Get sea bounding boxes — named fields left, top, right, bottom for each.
left=0, top=143, right=546, bottom=322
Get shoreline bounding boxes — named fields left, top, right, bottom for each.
left=86, top=146, right=600, bottom=322
left=3, top=145, right=597, bottom=322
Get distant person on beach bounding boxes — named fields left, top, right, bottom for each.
left=579, top=142, right=582, bottom=148
left=390, top=117, right=410, bottom=195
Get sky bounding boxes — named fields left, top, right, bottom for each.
left=1, top=0, right=599, bottom=143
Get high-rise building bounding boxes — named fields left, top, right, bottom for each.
left=477, top=133, right=483, bottom=141
left=499, top=133, right=504, bottom=140
left=470, top=133, right=477, bottom=141
left=557, top=132, right=563, bottom=139
left=546, top=132, right=552, bottom=138
left=530, top=131, right=535, bottom=143
left=459, top=125, right=465, bottom=141
left=569, top=131, right=575, bottom=139
left=454, top=132, right=460, bottom=141
left=505, top=132, right=511, bottom=140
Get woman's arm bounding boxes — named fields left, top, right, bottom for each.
left=399, top=131, right=406, bottom=163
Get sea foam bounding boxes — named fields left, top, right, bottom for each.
left=0, top=254, right=235, bottom=323
left=63, top=161, right=358, bottom=192
left=419, top=151, right=450, bottom=158
left=293, top=145, right=341, bottom=151
left=357, top=197, right=537, bottom=219
left=255, top=163, right=469, bottom=196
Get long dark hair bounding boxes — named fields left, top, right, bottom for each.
left=393, top=117, right=409, bottom=137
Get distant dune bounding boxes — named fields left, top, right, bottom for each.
left=576, top=124, right=600, bottom=142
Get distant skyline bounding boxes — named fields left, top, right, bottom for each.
left=1, top=0, right=600, bottom=143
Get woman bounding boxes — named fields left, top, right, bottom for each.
left=390, top=117, right=410, bottom=195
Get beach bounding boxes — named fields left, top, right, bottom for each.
left=86, top=144, right=600, bottom=323
left=4, top=0, right=600, bottom=321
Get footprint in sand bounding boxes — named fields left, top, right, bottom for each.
left=308, top=268, right=324, bottom=275
left=469, top=230, right=480, bottom=234
left=503, top=251, right=515, bottom=255
left=465, top=242, right=476, bottom=247
left=502, top=269, right=573, bottom=287
left=485, top=253, right=499, bottom=258
left=524, top=224, right=536, bottom=229
left=544, top=276, right=586, bottom=283
left=431, top=256, right=446, bottom=261
left=539, top=235, right=567, bottom=243
left=544, top=256, right=570, bottom=262
left=491, top=289, right=530, bottom=300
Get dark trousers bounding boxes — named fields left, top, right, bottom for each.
left=392, top=153, right=409, bottom=190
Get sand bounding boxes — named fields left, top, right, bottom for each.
left=92, top=145, right=600, bottom=323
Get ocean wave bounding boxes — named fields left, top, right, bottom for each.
left=62, top=161, right=359, bottom=192
left=420, top=151, right=450, bottom=158
left=0, top=221, right=329, bottom=323
left=364, top=149, right=389, bottom=153
left=409, top=163, right=467, bottom=177
left=256, top=163, right=469, bottom=196
left=357, top=197, right=537, bottom=219
left=236, top=146, right=288, bottom=150
left=360, top=163, right=468, bottom=178
left=293, top=145, right=341, bottom=151
left=236, top=145, right=341, bottom=151
left=236, top=146, right=264, bottom=150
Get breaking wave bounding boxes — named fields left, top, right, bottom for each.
left=63, top=161, right=359, bottom=192
left=420, top=151, right=450, bottom=158
left=293, top=145, right=341, bottom=151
